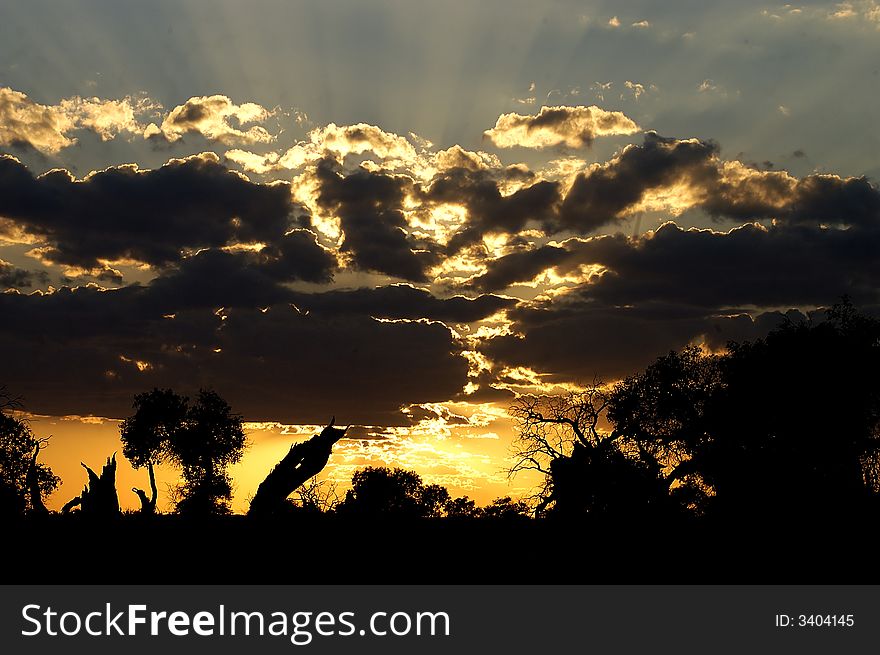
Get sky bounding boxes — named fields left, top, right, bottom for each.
left=1, top=0, right=879, bottom=511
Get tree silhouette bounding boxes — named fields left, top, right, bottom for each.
left=0, top=390, right=59, bottom=516
left=607, top=304, right=880, bottom=520
left=606, top=346, right=722, bottom=516
left=513, top=302, right=880, bottom=523
left=337, top=467, right=454, bottom=518
left=509, top=386, right=676, bottom=520
left=120, top=388, right=247, bottom=516
left=444, top=495, right=482, bottom=518
left=481, top=496, right=531, bottom=520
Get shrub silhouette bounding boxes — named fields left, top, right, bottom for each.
left=336, top=466, right=530, bottom=519
left=481, top=496, right=531, bottom=520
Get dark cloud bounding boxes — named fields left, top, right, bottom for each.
left=0, top=260, right=47, bottom=288
left=137, top=232, right=337, bottom=313
left=256, top=230, right=337, bottom=282
left=558, top=132, right=880, bottom=233
left=0, top=260, right=519, bottom=421
left=781, top=175, right=880, bottom=227
left=576, top=222, right=880, bottom=307
left=470, top=220, right=880, bottom=304
left=287, top=284, right=517, bottom=323
left=465, top=244, right=567, bottom=292
left=418, top=132, right=880, bottom=255
left=315, top=159, right=440, bottom=281
left=193, top=308, right=470, bottom=424
left=0, top=291, right=470, bottom=423
left=423, top=167, right=560, bottom=253
left=0, top=153, right=295, bottom=269
left=483, top=299, right=797, bottom=384
left=1, top=117, right=877, bottom=427
left=559, top=132, right=719, bottom=232
left=142, top=250, right=292, bottom=312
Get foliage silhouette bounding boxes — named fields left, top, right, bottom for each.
left=120, top=388, right=247, bottom=515
left=336, top=466, right=527, bottom=520
left=511, top=301, right=880, bottom=523
left=444, top=495, right=482, bottom=518
left=480, top=496, right=531, bottom=520
left=337, top=467, right=432, bottom=518
left=0, top=390, right=59, bottom=516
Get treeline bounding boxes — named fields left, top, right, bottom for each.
left=0, top=387, right=528, bottom=521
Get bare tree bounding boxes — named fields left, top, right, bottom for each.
left=292, top=476, right=341, bottom=513
left=508, top=384, right=613, bottom=515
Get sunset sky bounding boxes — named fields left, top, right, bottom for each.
left=1, top=0, right=879, bottom=512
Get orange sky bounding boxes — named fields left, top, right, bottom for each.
left=27, top=408, right=541, bottom=514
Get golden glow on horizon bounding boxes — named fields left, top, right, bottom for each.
left=27, top=399, right=540, bottom=514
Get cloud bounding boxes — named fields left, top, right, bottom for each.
left=314, top=159, right=441, bottom=281
left=226, top=122, right=421, bottom=174
left=2, top=108, right=878, bottom=423
left=558, top=132, right=718, bottom=232
left=224, top=148, right=285, bottom=174
left=576, top=222, right=880, bottom=307
left=147, top=95, right=274, bottom=144
left=483, top=105, right=640, bottom=149
left=285, top=284, right=517, bottom=323
left=140, top=241, right=337, bottom=313
left=483, top=299, right=800, bottom=384
left=422, top=166, right=560, bottom=253
left=0, top=259, right=46, bottom=289
left=136, top=251, right=511, bottom=322
left=432, top=145, right=501, bottom=174
left=470, top=216, right=880, bottom=304
left=0, top=87, right=153, bottom=154
left=825, top=2, right=880, bottom=22
left=0, top=153, right=296, bottom=269
left=0, top=289, right=471, bottom=424
left=310, top=122, right=417, bottom=162
left=465, top=244, right=568, bottom=292
left=482, top=300, right=705, bottom=383
left=557, top=132, right=880, bottom=234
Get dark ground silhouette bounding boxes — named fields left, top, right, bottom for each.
left=4, top=510, right=878, bottom=583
